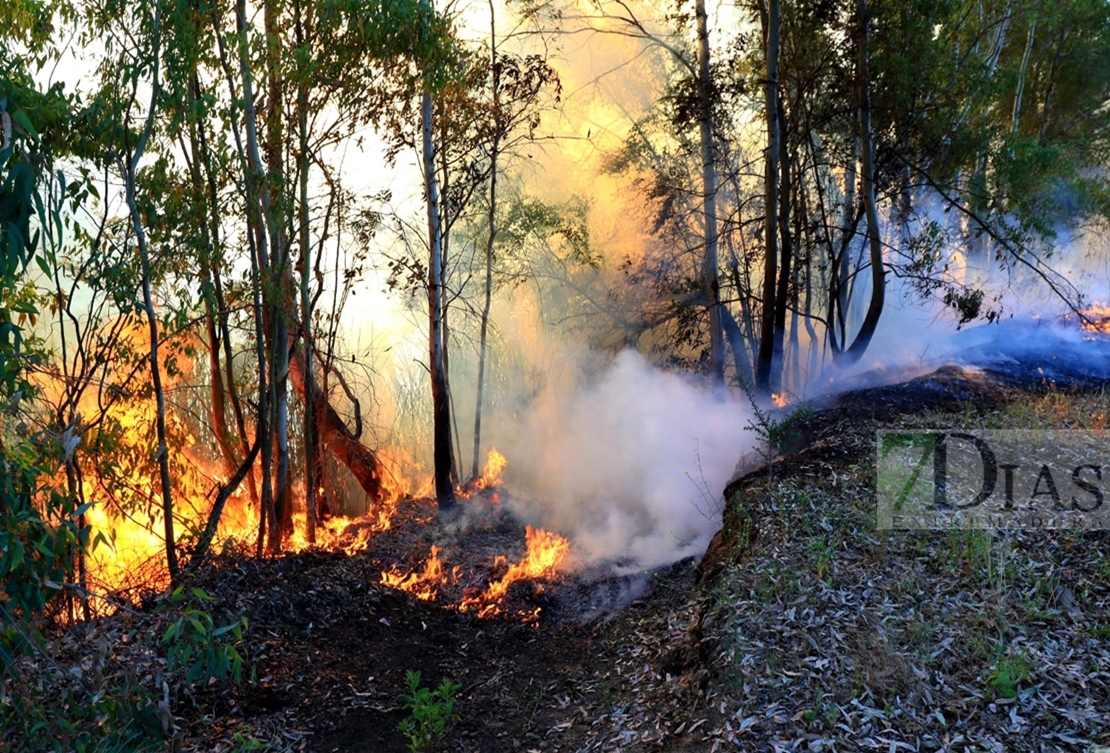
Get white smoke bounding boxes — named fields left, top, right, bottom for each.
left=503, top=349, right=755, bottom=569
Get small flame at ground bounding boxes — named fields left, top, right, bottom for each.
left=459, top=526, right=570, bottom=619
left=380, top=526, right=570, bottom=621
left=472, top=448, right=508, bottom=491
left=381, top=546, right=459, bottom=601
left=1079, top=302, right=1110, bottom=335
left=771, top=393, right=789, bottom=408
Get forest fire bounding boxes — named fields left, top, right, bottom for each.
left=381, top=545, right=459, bottom=601
left=472, top=448, right=508, bottom=490
left=1079, top=302, right=1110, bottom=335
left=380, top=525, right=571, bottom=621
left=771, top=392, right=789, bottom=408
left=458, top=526, right=570, bottom=619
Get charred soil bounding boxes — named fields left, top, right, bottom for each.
left=27, top=363, right=1110, bottom=753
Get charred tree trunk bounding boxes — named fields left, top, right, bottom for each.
left=755, top=0, right=780, bottom=395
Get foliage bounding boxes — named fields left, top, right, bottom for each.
left=737, top=376, right=812, bottom=463
left=162, top=585, right=249, bottom=688
left=984, top=645, right=1033, bottom=700
left=0, top=102, right=164, bottom=752
left=397, top=669, right=460, bottom=751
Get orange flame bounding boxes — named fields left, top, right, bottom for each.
left=459, top=526, right=569, bottom=619
left=471, top=447, right=508, bottom=491
left=771, top=392, right=788, bottom=408
left=380, top=546, right=458, bottom=601
left=28, top=322, right=416, bottom=613
left=378, top=526, right=570, bottom=620
left=1079, top=302, right=1110, bottom=335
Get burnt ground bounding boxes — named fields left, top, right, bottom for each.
left=161, top=351, right=1109, bottom=751
left=182, top=496, right=702, bottom=753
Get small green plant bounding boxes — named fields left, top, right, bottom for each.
left=397, top=669, right=460, bottom=751
left=984, top=648, right=1032, bottom=699
left=162, top=586, right=248, bottom=687
left=809, top=537, right=833, bottom=581
left=735, top=378, right=813, bottom=480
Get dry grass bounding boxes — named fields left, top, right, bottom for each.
left=568, top=387, right=1110, bottom=752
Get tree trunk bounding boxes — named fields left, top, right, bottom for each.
left=186, top=72, right=238, bottom=482
left=123, top=0, right=176, bottom=584
left=770, top=92, right=792, bottom=394
left=288, top=346, right=384, bottom=501
left=472, top=0, right=500, bottom=482
left=295, top=0, right=316, bottom=543
left=695, top=0, right=723, bottom=385
left=755, top=0, right=780, bottom=395
left=231, top=0, right=278, bottom=555
left=834, top=0, right=885, bottom=366
left=422, top=70, right=457, bottom=510
left=263, top=0, right=293, bottom=546
left=1012, top=5, right=1039, bottom=132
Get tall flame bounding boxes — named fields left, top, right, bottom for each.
left=30, top=322, right=411, bottom=612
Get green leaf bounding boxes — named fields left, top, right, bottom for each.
left=11, top=110, right=38, bottom=144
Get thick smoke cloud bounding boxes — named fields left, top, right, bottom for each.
left=504, top=350, right=754, bottom=569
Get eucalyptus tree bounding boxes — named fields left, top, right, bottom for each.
left=469, top=36, right=561, bottom=482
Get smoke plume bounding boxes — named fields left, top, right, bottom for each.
left=502, top=349, right=754, bottom=569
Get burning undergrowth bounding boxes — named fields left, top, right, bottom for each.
left=346, top=480, right=674, bottom=626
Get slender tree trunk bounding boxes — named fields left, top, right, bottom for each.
left=288, top=346, right=385, bottom=501
left=835, top=0, right=885, bottom=366
left=422, top=25, right=457, bottom=510
left=472, top=0, right=500, bottom=482
left=834, top=135, right=858, bottom=351
left=186, top=73, right=238, bottom=481
left=263, top=0, right=293, bottom=546
left=1039, top=27, right=1066, bottom=144
left=755, top=0, right=780, bottom=394
left=695, top=0, right=723, bottom=385
left=198, top=108, right=260, bottom=510
left=295, top=0, right=316, bottom=543
left=770, top=93, right=792, bottom=394
left=1012, top=5, right=1039, bottom=132
left=123, top=0, right=176, bottom=584
left=231, top=0, right=277, bottom=555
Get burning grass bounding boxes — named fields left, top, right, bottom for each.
left=380, top=522, right=571, bottom=622
left=1080, top=301, right=1110, bottom=335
